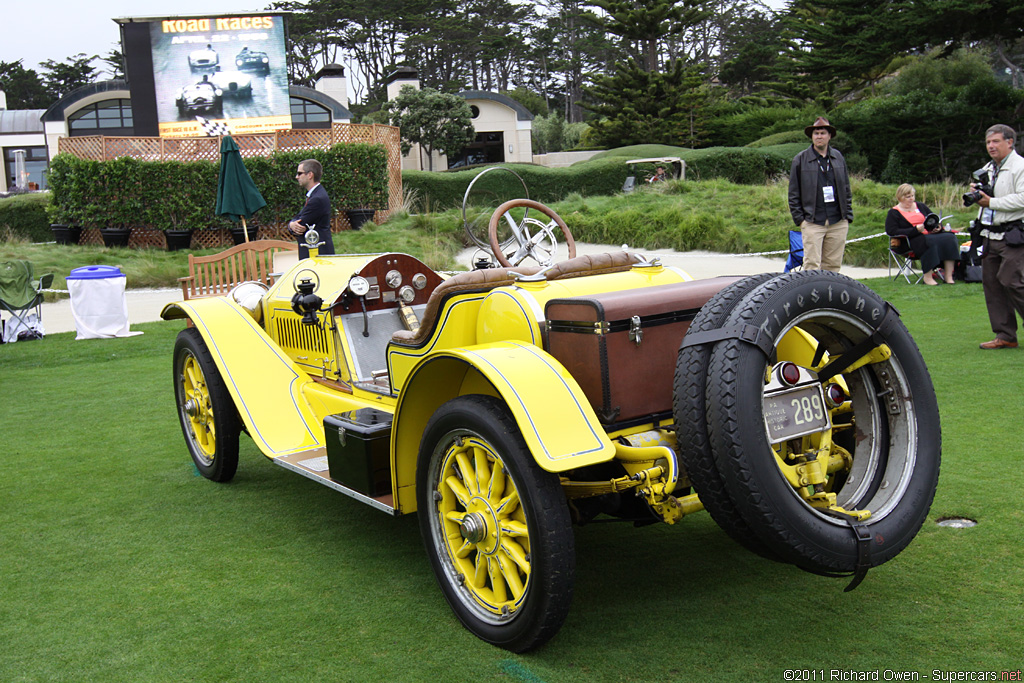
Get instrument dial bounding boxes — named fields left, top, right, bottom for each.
left=385, top=270, right=403, bottom=288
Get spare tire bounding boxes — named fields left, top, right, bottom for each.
left=703, top=271, right=940, bottom=573
left=674, top=273, right=779, bottom=559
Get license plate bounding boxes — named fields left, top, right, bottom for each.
left=763, top=384, right=831, bottom=444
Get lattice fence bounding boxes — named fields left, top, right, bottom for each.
left=59, top=124, right=402, bottom=248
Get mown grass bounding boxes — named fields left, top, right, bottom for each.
left=0, top=277, right=1020, bottom=681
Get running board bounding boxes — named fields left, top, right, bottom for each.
left=274, top=449, right=399, bottom=516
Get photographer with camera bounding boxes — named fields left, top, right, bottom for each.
left=972, top=124, right=1024, bottom=349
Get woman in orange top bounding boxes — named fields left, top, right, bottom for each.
left=884, top=184, right=960, bottom=285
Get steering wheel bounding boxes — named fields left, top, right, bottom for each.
left=487, top=199, right=577, bottom=267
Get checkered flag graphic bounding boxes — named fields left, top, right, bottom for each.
left=195, top=116, right=230, bottom=137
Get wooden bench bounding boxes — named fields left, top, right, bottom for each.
left=178, top=239, right=299, bottom=300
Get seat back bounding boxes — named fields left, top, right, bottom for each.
left=390, top=251, right=643, bottom=348
left=0, top=260, right=39, bottom=309
left=182, top=239, right=297, bottom=299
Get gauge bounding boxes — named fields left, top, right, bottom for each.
left=412, top=273, right=427, bottom=290
left=399, top=285, right=416, bottom=303
left=348, top=275, right=370, bottom=297
left=385, top=270, right=403, bottom=288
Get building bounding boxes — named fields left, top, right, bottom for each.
left=385, top=67, right=534, bottom=171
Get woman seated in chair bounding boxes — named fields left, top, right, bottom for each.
left=885, top=184, right=960, bottom=285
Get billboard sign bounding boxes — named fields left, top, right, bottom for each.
left=148, top=14, right=291, bottom=138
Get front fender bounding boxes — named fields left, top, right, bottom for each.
left=391, top=340, right=615, bottom=513
left=162, top=299, right=323, bottom=457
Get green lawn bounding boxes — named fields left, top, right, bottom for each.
left=0, top=278, right=1020, bottom=682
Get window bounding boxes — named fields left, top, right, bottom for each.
left=290, top=97, right=331, bottom=129
left=68, top=99, right=134, bottom=135
left=3, top=146, right=49, bottom=190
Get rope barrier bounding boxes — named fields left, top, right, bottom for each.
left=677, top=231, right=888, bottom=258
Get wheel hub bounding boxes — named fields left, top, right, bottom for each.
left=460, top=512, right=487, bottom=544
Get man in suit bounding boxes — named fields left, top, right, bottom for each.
left=289, top=159, right=335, bottom=258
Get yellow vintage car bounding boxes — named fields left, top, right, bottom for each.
left=163, top=197, right=940, bottom=652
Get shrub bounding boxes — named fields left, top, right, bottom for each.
left=44, top=143, right=388, bottom=233
left=0, top=193, right=51, bottom=242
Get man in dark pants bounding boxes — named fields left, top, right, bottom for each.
left=289, top=159, right=335, bottom=259
left=974, top=124, right=1024, bottom=349
left=788, top=117, right=853, bottom=272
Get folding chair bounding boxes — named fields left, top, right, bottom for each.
left=784, top=230, right=804, bottom=272
left=0, top=260, right=54, bottom=341
left=887, top=236, right=923, bottom=284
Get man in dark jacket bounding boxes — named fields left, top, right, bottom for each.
left=788, top=117, right=853, bottom=271
left=289, top=159, right=336, bottom=258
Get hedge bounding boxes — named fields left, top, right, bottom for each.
left=46, top=143, right=389, bottom=232
left=403, top=146, right=795, bottom=211
left=0, top=193, right=51, bottom=242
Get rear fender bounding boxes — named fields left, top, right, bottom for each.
left=162, top=299, right=323, bottom=457
left=391, top=341, right=615, bottom=513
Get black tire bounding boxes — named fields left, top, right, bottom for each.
left=173, top=327, right=240, bottom=482
left=674, top=273, right=780, bottom=559
left=705, top=271, right=940, bottom=572
left=417, top=395, right=574, bottom=652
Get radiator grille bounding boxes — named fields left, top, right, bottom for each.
left=276, top=316, right=329, bottom=355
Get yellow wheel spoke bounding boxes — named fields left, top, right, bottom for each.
left=473, top=446, right=491, bottom=494
left=473, top=553, right=488, bottom=588
left=488, top=460, right=506, bottom=503
left=501, top=537, right=530, bottom=574
left=497, top=489, right=520, bottom=516
left=488, top=556, right=508, bottom=603
left=444, top=475, right=471, bottom=507
left=498, top=551, right=526, bottom=599
left=455, top=451, right=479, bottom=493
left=444, top=510, right=465, bottom=524
left=500, top=520, right=528, bottom=537
left=454, top=539, right=474, bottom=559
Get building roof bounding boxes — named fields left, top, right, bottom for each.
left=0, top=109, right=46, bottom=134
left=43, top=80, right=130, bottom=122
left=289, top=85, right=352, bottom=120
left=457, top=90, right=533, bottom=121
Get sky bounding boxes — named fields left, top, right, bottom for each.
left=2, top=0, right=792, bottom=81
left=2, top=1, right=270, bottom=75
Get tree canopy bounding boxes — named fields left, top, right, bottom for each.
left=386, top=85, right=476, bottom=170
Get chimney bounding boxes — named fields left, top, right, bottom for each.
left=386, top=67, right=419, bottom=101
left=313, top=64, right=348, bottom=107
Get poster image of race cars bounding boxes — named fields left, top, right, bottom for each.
left=148, top=14, right=291, bottom=138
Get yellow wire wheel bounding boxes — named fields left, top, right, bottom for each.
left=173, top=328, right=240, bottom=482
left=418, top=395, right=573, bottom=653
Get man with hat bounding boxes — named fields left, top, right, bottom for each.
left=788, top=117, right=853, bottom=271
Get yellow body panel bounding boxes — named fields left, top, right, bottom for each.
left=163, top=298, right=324, bottom=457
left=390, top=341, right=616, bottom=513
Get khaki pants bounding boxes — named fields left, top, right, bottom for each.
left=801, top=219, right=849, bottom=272
left=982, top=237, right=1024, bottom=343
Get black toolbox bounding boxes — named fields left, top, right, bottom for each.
left=324, top=408, right=393, bottom=496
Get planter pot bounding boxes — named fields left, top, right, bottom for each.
left=100, top=227, right=132, bottom=248
left=51, top=224, right=82, bottom=245
left=230, top=226, right=259, bottom=245
left=345, top=209, right=376, bottom=231
left=165, top=229, right=194, bottom=251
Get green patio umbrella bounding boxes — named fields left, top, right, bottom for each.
left=215, top=135, right=267, bottom=243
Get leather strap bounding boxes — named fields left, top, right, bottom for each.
left=679, top=323, right=774, bottom=357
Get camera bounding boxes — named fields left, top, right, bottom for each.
left=963, top=167, right=994, bottom=207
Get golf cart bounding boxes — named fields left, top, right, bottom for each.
left=622, top=156, right=686, bottom=192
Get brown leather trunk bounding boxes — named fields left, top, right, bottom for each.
left=544, top=277, right=739, bottom=427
